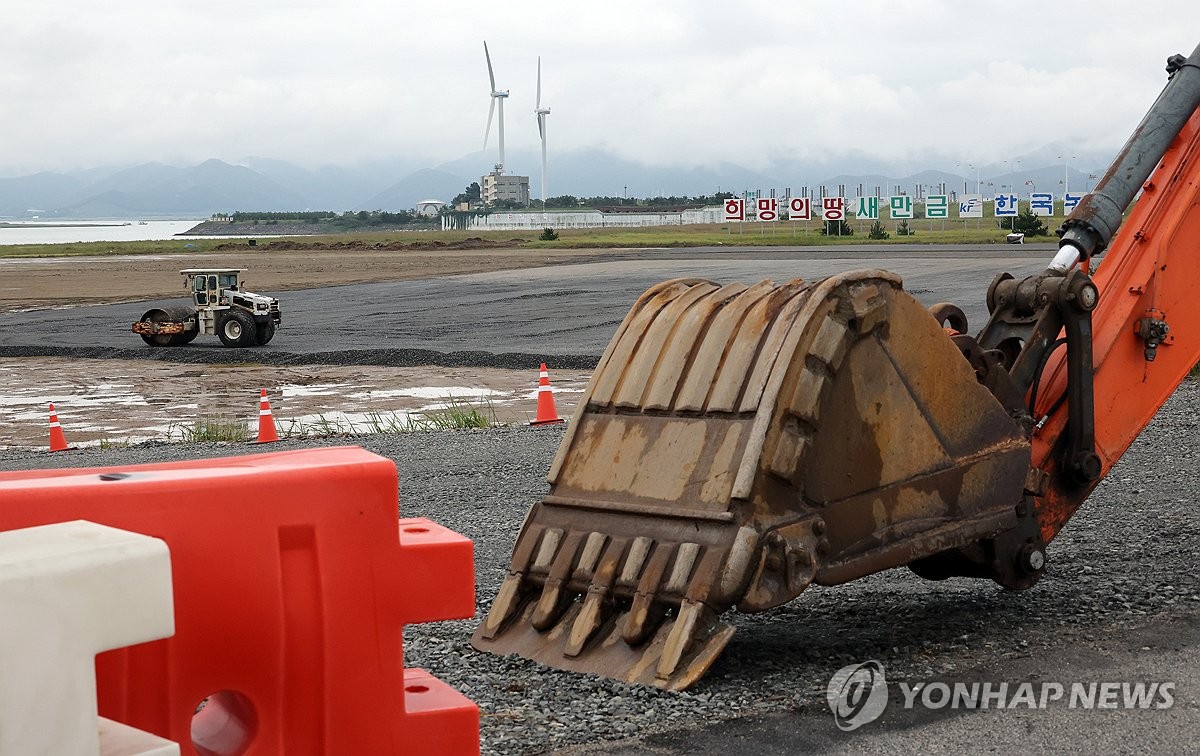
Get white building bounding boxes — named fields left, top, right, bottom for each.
left=415, top=199, right=446, bottom=217
left=443, top=206, right=724, bottom=231
left=481, top=171, right=530, bottom=206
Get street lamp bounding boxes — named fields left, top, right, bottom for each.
left=1058, top=154, right=1076, bottom=194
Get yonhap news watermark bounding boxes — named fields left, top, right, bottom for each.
left=827, top=660, right=1176, bottom=731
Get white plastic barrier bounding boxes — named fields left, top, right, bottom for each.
left=0, top=520, right=178, bottom=755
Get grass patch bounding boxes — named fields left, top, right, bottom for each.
left=0, top=237, right=233, bottom=259
left=0, top=217, right=1061, bottom=260
left=412, top=395, right=496, bottom=430
left=277, top=395, right=498, bottom=439
left=169, top=416, right=252, bottom=443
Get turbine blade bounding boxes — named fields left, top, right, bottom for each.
left=538, top=113, right=544, bottom=140
left=536, top=56, right=542, bottom=110
left=484, top=97, right=496, bottom=150
left=484, top=41, right=496, bottom=91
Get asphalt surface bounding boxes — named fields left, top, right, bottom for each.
left=0, top=245, right=1052, bottom=368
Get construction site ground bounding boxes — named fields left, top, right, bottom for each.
left=2, top=241, right=1196, bottom=753
left=0, top=245, right=621, bottom=446
left=0, top=244, right=1052, bottom=448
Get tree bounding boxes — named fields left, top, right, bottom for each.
left=538, top=227, right=559, bottom=241
left=1012, top=208, right=1050, bottom=236
left=896, top=220, right=914, bottom=236
left=451, top=182, right=481, bottom=206
left=868, top=220, right=890, bottom=240
left=822, top=218, right=853, bottom=236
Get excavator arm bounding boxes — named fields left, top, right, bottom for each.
left=1032, top=48, right=1200, bottom=543
left=473, top=42, right=1200, bottom=690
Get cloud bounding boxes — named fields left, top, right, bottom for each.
left=2, top=0, right=1198, bottom=175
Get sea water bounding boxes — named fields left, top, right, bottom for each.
left=0, top=220, right=202, bottom=246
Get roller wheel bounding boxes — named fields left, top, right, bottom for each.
left=254, top=321, right=275, bottom=346
left=217, top=310, right=257, bottom=347
left=171, top=328, right=200, bottom=346
left=138, top=308, right=175, bottom=347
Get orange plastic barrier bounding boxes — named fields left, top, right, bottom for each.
left=0, top=446, right=478, bottom=755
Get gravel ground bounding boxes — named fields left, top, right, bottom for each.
left=0, top=345, right=603, bottom=371
left=1, top=382, right=1197, bottom=754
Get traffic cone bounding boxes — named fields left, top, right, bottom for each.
left=530, top=363, right=564, bottom=426
left=256, top=389, right=280, bottom=443
left=48, top=402, right=70, bottom=452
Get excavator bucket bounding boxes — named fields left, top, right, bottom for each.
left=473, top=271, right=1032, bottom=690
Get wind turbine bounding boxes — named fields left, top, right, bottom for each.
left=535, top=56, right=550, bottom=210
left=483, top=41, right=509, bottom=173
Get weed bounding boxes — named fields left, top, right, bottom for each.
left=272, top=395, right=496, bottom=440
left=169, top=416, right=252, bottom=443
left=414, top=395, right=496, bottom=430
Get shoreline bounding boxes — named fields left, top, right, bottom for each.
left=0, top=221, right=134, bottom=229
left=179, top=220, right=440, bottom=236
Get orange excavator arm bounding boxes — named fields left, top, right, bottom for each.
left=473, top=43, right=1200, bottom=691
left=1032, top=54, right=1200, bottom=542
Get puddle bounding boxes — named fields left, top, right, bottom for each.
left=0, top=357, right=590, bottom=449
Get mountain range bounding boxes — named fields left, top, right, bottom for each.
left=0, top=145, right=1113, bottom=220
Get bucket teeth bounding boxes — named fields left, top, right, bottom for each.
left=664, top=542, right=700, bottom=594
left=622, top=542, right=674, bottom=645
left=572, top=532, right=609, bottom=579
left=531, top=531, right=584, bottom=630
left=657, top=599, right=703, bottom=681
left=532, top=527, right=564, bottom=571
left=564, top=537, right=624, bottom=657
left=480, top=572, right=523, bottom=640
left=617, top=536, right=653, bottom=589
left=564, top=587, right=606, bottom=658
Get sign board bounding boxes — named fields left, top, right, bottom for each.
left=926, top=195, right=949, bottom=219
left=958, top=195, right=983, bottom=218
left=723, top=198, right=745, bottom=222
left=995, top=193, right=1019, bottom=218
left=889, top=195, right=914, bottom=219
left=757, top=197, right=779, bottom=222
left=788, top=197, right=812, bottom=220
left=1030, top=192, right=1055, bottom=217
left=855, top=196, right=880, bottom=220
left=821, top=197, right=846, bottom=221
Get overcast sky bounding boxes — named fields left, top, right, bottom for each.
left=4, top=1, right=1199, bottom=177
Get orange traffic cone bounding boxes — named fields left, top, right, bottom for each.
left=48, top=402, right=70, bottom=452
left=256, top=389, right=280, bottom=443
left=530, top=362, right=564, bottom=426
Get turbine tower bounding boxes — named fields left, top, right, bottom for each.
left=483, top=41, right=509, bottom=173
left=535, top=56, right=550, bottom=209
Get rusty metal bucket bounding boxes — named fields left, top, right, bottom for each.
left=473, top=270, right=1031, bottom=690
